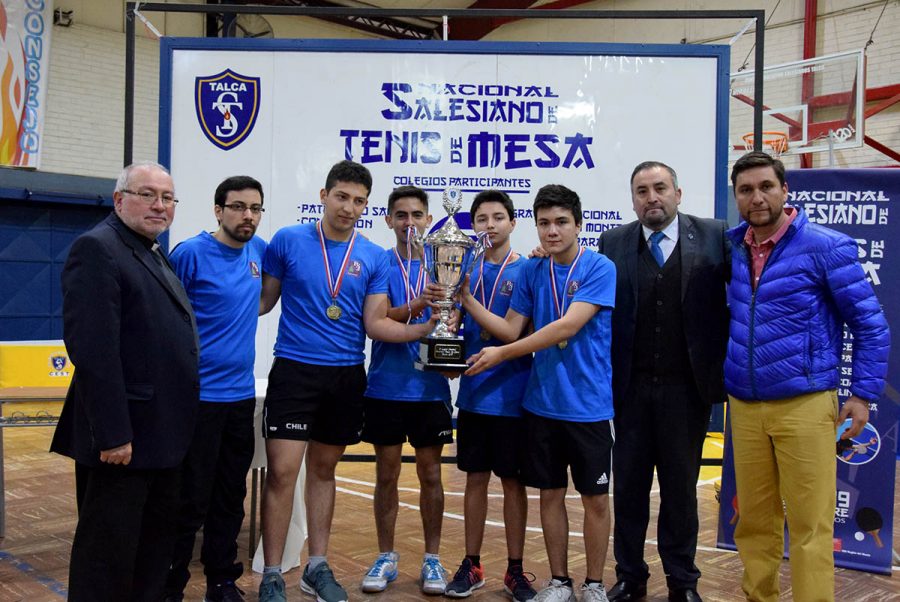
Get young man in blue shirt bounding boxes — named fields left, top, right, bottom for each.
left=444, top=190, right=536, bottom=601
left=165, top=175, right=267, bottom=602
left=360, top=185, right=453, bottom=596
left=257, top=162, right=436, bottom=602
left=463, top=185, right=617, bottom=602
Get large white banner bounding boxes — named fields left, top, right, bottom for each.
left=0, top=0, right=52, bottom=169
left=160, top=39, right=730, bottom=376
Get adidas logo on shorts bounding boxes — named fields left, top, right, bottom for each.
left=596, top=473, right=609, bottom=485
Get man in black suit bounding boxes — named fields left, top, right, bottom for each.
left=597, top=162, right=729, bottom=602
left=51, top=162, right=200, bottom=601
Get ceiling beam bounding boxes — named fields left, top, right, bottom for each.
left=223, top=0, right=440, bottom=40
left=449, top=0, right=598, bottom=41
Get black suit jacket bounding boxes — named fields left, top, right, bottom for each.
left=597, top=213, right=730, bottom=406
left=51, top=213, right=200, bottom=469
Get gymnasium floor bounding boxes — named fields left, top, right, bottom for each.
left=1, top=412, right=897, bottom=601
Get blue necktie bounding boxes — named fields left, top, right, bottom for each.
left=649, top=231, right=665, bottom=267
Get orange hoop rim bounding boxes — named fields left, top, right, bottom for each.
left=742, top=131, right=789, bottom=154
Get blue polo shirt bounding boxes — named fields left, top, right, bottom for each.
left=509, top=250, right=616, bottom=422
left=170, top=231, right=267, bottom=402
left=263, top=222, right=389, bottom=366
left=365, top=250, right=450, bottom=402
left=457, top=256, right=532, bottom=417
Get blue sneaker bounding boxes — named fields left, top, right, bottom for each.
left=301, top=562, right=348, bottom=602
left=258, top=572, right=286, bottom=602
left=361, top=551, right=399, bottom=593
left=420, top=556, right=448, bottom=595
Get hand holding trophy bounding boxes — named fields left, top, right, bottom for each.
left=412, top=188, right=490, bottom=372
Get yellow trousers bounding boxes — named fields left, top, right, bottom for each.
left=729, top=390, right=838, bottom=602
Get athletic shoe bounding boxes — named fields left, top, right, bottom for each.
left=361, top=551, right=399, bottom=593
left=580, top=582, right=610, bottom=602
left=258, top=572, right=287, bottom=602
left=420, top=556, right=449, bottom=595
left=533, top=578, right=576, bottom=602
left=300, top=562, right=348, bottom=602
left=204, top=581, right=245, bottom=601
left=445, top=557, right=485, bottom=597
left=503, top=565, right=537, bottom=600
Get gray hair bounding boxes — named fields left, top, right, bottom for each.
left=114, top=161, right=170, bottom=193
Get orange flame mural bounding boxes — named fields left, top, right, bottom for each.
left=0, top=0, right=48, bottom=168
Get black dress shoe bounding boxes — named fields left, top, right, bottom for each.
left=607, top=580, right=647, bottom=601
left=668, top=588, right=702, bottom=602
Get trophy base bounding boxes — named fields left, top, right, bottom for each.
left=414, top=336, right=468, bottom=373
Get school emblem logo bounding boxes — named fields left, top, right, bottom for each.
left=195, top=69, right=261, bottom=151
left=347, top=260, right=363, bottom=277
left=499, top=279, right=514, bottom=295
left=49, top=354, right=70, bottom=377
left=567, top=280, right=581, bottom=296
left=249, top=261, right=260, bottom=278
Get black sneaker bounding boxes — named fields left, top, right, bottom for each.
left=204, top=581, right=245, bottom=602
left=503, top=565, right=537, bottom=601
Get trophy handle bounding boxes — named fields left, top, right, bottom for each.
left=408, top=226, right=425, bottom=253
left=462, top=231, right=492, bottom=281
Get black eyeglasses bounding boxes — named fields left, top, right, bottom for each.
left=122, top=189, right=179, bottom=207
left=223, top=202, right=265, bottom=215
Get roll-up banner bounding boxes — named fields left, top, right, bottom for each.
left=159, top=38, right=730, bottom=375
left=718, top=168, right=899, bottom=575
left=0, top=0, right=53, bottom=169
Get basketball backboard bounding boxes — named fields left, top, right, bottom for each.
left=730, top=49, right=865, bottom=159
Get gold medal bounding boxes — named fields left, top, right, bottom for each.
left=480, top=330, right=491, bottom=341
left=326, top=303, right=342, bottom=320
left=558, top=340, right=568, bottom=350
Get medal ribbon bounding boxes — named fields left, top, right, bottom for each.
left=393, top=247, right=427, bottom=306
left=474, top=248, right=514, bottom=312
left=317, top=220, right=358, bottom=306
left=549, top=247, right=585, bottom=320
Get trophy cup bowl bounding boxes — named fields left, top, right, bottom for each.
left=414, top=189, right=486, bottom=372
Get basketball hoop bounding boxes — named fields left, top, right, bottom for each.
left=742, top=132, right=789, bottom=157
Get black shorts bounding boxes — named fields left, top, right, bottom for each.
left=521, top=410, right=614, bottom=495
left=361, top=397, right=453, bottom=448
left=262, top=358, right=366, bottom=446
left=456, top=410, right=525, bottom=479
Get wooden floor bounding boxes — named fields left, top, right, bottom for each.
left=1, top=420, right=897, bottom=601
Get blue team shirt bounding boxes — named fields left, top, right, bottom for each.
left=365, top=250, right=450, bottom=402
left=457, top=256, right=532, bottom=417
left=170, top=231, right=267, bottom=402
left=509, top=250, right=616, bottom=422
left=263, top=222, right=389, bottom=366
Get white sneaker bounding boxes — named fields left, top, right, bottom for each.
left=361, top=552, right=399, bottom=593
left=533, top=578, right=576, bottom=602
left=580, top=582, right=610, bottom=602
left=420, top=557, right=448, bottom=595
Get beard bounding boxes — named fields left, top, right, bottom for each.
left=223, top=221, right=256, bottom=243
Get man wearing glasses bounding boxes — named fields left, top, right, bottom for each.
left=164, top=176, right=268, bottom=602
left=52, top=162, right=200, bottom=601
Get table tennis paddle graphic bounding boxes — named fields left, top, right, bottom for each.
left=854, top=507, right=884, bottom=547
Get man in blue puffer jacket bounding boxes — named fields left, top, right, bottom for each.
left=725, top=151, right=890, bottom=602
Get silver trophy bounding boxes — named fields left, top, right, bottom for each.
left=413, top=188, right=490, bottom=372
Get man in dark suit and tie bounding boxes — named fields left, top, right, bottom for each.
left=51, top=162, right=200, bottom=601
left=597, top=162, right=729, bottom=602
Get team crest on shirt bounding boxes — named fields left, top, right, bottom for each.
left=347, top=260, right=363, bottom=277
left=499, top=279, right=514, bottom=296
left=567, top=280, right=581, bottom=296
left=249, top=261, right=260, bottom=278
